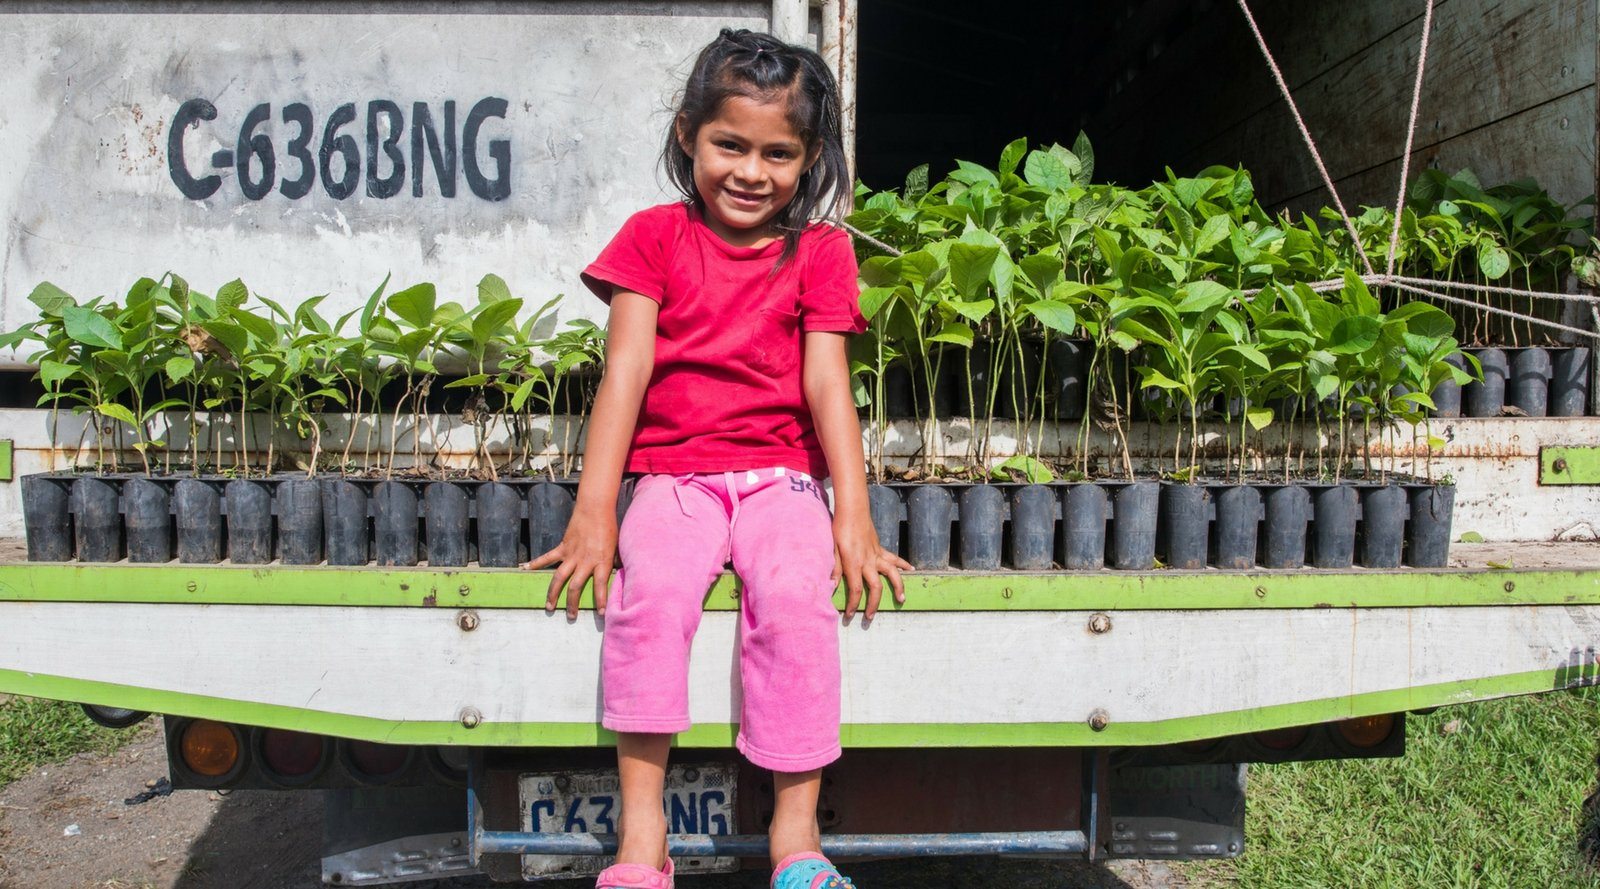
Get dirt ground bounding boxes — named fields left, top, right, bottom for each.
left=0, top=725, right=1192, bottom=889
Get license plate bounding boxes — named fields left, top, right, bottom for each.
left=518, top=764, right=738, bottom=880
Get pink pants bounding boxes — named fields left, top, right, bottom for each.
left=601, top=468, right=841, bottom=773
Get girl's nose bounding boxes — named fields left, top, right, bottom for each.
left=735, top=154, right=766, bottom=184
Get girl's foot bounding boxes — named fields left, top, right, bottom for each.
left=771, top=851, right=855, bottom=889
left=595, top=856, right=674, bottom=889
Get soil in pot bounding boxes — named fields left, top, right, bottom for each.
left=1211, top=484, right=1262, bottom=569
left=1059, top=483, right=1108, bottom=570
left=424, top=482, right=471, bottom=567
left=1009, top=484, right=1057, bottom=570
left=906, top=484, right=957, bottom=570
left=71, top=477, right=123, bottom=563
left=1104, top=480, right=1159, bottom=571
left=123, top=477, right=172, bottom=564
left=277, top=477, right=324, bottom=565
left=174, top=478, right=224, bottom=564
left=1158, top=482, right=1210, bottom=570
left=1308, top=484, right=1358, bottom=569
left=225, top=479, right=274, bottom=565
left=477, top=482, right=526, bottom=567
left=958, top=484, right=1006, bottom=570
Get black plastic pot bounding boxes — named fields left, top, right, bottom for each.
left=174, top=478, right=223, bottom=564
left=528, top=482, right=574, bottom=563
left=1550, top=346, right=1591, bottom=417
left=906, top=485, right=957, bottom=570
left=1159, top=483, right=1210, bottom=570
left=1357, top=485, right=1407, bottom=569
left=1211, top=485, right=1261, bottom=569
left=374, top=481, right=420, bottom=567
left=123, top=477, right=171, bottom=563
left=70, top=477, right=123, bottom=563
left=277, top=478, right=324, bottom=565
left=1464, top=347, right=1508, bottom=417
left=424, top=483, right=470, bottom=567
left=958, top=485, right=1006, bottom=570
left=1260, top=485, right=1311, bottom=569
left=1106, top=481, right=1159, bottom=571
left=1308, top=484, right=1358, bottom=569
left=1429, top=353, right=1467, bottom=418
left=1405, top=484, right=1455, bottom=568
left=1508, top=347, right=1552, bottom=417
left=1010, top=485, right=1057, bottom=570
left=322, top=478, right=370, bottom=566
left=866, top=484, right=905, bottom=556
left=1049, top=340, right=1091, bottom=421
left=1060, top=483, right=1109, bottom=570
left=477, top=482, right=525, bottom=567
left=225, top=480, right=273, bottom=564
left=21, top=475, right=73, bottom=561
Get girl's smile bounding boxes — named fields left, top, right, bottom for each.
left=679, top=94, right=814, bottom=248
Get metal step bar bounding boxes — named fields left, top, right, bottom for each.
left=472, top=829, right=1089, bottom=858
left=466, top=749, right=1108, bottom=866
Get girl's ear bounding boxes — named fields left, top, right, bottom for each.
left=675, top=116, right=695, bottom=158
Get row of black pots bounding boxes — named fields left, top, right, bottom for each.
left=20, top=473, right=620, bottom=568
left=1435, top=345, right=1590, bottom=418
left=864, top=480, right=1454, bottom=570
left=20, top=472, right=1454, bottom=571
left=872, top=342, right=1590, bottom=420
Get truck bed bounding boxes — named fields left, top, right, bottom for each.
left=0, top=540, right=1595, bottom=748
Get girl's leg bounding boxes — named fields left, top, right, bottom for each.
left=615, top=732, right=671, bottom=868
left=769, top=767, right=824, bottom=867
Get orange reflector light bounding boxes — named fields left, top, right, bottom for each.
left=180, top=720, right=240, bottom=777
left=1336, top=714, right=1396, bottom=747
left=1253, top=725, right=1310, bottom=751
left=262, top=729, right=323, bottom=778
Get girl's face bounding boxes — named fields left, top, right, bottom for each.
left=679, top=94, right=814, bottom=248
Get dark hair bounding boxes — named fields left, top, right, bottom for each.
left=663, top=28, right=848, bottom=268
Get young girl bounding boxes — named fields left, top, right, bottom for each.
left=523, top=27, right=912, bottom=889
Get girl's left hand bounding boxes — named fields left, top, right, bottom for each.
left=831, top=510, right=913, bottom=621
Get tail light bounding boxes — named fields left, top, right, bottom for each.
left=346, top=740, right=412, bottom=782
left=260, top=729, right=326, bottom=781
left=180, top=720, right=241, bottom=778
left=1253, top=725, right=1310, bottom=751
left=1335, top=714, right=1396, bottom=748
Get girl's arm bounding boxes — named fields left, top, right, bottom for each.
left=523, top=290, right=659, bottom=620
left=803, top=331, right=913, bottom=620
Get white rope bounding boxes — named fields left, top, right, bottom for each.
left=1385, top=0, right=1436, bottom=278
left=843, top=220, right=904, bottom=257
left=1245, top=275, right=1600, bottom=306
left=1387, top=281, right=1599, bottom=341
left=1235, top=0, right=1375, bottom=276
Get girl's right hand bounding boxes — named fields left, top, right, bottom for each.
left=521, top=503, right=618, bottom=621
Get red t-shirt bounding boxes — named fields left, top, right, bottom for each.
left=581, top=202, right=866, bottom=479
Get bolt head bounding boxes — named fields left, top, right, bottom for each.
left=457, top=610, right=480, bottom=631
left=1088, top=708, right=1110, bottom=731
left=1088, top=613, right=1113, bottom=634
left=459, top=707, right=482, bottom=729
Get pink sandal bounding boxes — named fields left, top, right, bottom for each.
left=595, top=856, right=674, bottom=889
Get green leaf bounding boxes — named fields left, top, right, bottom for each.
left=361, top=273, right=392, bottom=333
left=165, top=355, right=196, bottom=382
left=1194, top=215, right=1231, bottom=255
left=28, top=281, right=75, bottom=316
left=471, top=297, right=523, bottom=344
left=1246, top=406, right=1274, bottom=430
left=216, top=278, right=249, bottom=311
left=1458, top=531, right=1485, bottom=543
left=997, top=138, right=1028, bottom=176
left=1026, top=300, right=1077, bottom=335
left=992, top=454, right=1056, bottom=484
left=904, top=164, right=930, bottom=199
left=62, top=307, right=121, bottom=349
left=1329, top=315, right=1382, bottom=355
left=228, top=306, right=278, bottom=345
left=444, top=373, right=492, bottom=389
left=510, top=377, right=539, bottom=412
left=928, top=322, right=975, bottom=347
left=1477, top=243, right=1511, bottom=279
left=1071, top=130, right=1095, bottom=183
left=38, top=359, right=76, bottom=389
left=95, top=402, right=137, bottom=426
left=1175, top=280, right=1233, bottom=314
left=199, top=320, right=249, bottom=358
left=859, top=286, right=897, bottom=321
left=1023, top=150, right=1075, bottom=191
left=478, top=273, right=513, bottom=303
left=1388, top=302, right=1454, bottom=340
left=387, top=283, right=437, bottom=328
left=949, top=298, right=995, bottom=323
left=948, top=243, right=999, bottom=299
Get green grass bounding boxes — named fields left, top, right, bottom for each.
left=1186, top=687, right=1600, bottom=888
left=0, top=696, right=131, bottom=787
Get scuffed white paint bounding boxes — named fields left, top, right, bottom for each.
left=0, top=2, right=770, bottom=363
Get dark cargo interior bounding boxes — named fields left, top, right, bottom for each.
left=854, top=0, right=1598, bottom=215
